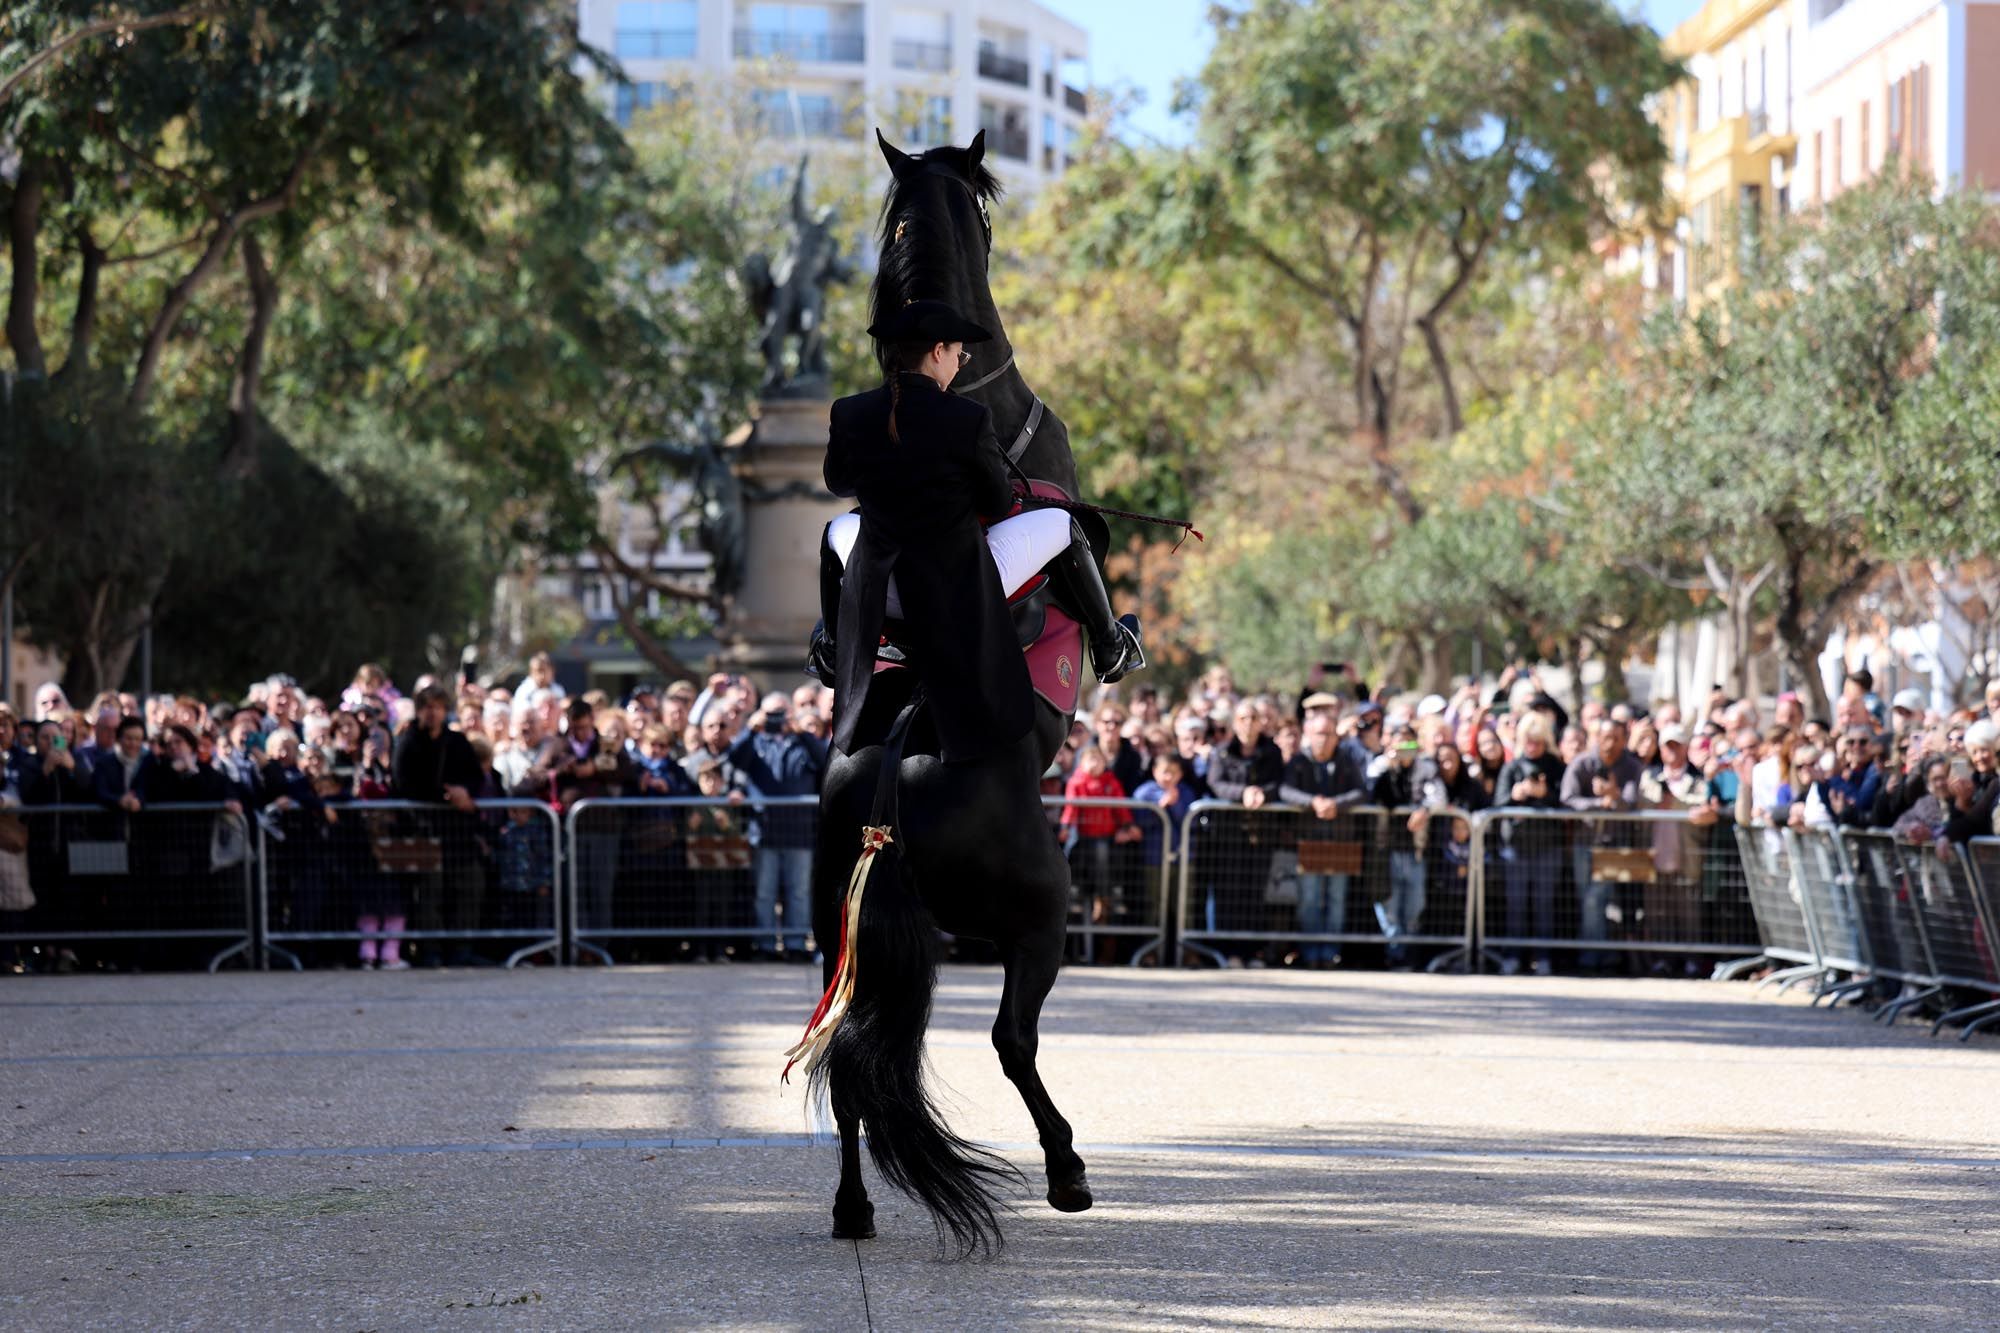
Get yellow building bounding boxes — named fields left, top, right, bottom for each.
left=1654, top=0, right=1804, bottom=304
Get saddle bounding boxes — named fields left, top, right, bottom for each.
left=823, top=481, right=1092, bottom=715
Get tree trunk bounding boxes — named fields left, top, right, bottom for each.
left=5, top=156, right=46, bottom=376
left=57, top=229, right=105, bottom=381
left=1772, top=550, right=1832, bottom=722
left=221, top=230, right=276, bottom=479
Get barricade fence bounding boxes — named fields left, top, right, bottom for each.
left=1475, top=808, right=1760, bottom=975
left=0, top=803, right=255, bottom=973
left=563, top=795, right=1172, bottom=967
left=260, top=799, right=563, bottom=971
left=1175, top=802, right=1478, bottom=971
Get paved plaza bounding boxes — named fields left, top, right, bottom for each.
left=0, top=964, right=1995, bottom=1330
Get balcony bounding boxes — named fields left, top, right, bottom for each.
left=1063, top=84, right=1086, bottom=115
left=615, top=28, right=697, bottom=60
left=985, top=124, right=1028, bottom=160
left=891, top=39, right=951, bottom=73
left=978, top=48, right=1030, bottom=87
left=733, top=29, right=864, bottom=63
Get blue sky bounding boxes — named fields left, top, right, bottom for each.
left=1063, top=0, right=1711, bottom=144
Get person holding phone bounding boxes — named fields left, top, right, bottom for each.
left=1494, top=711, right=1566, bottom=975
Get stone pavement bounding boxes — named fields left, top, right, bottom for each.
left=0, top=965, right=1994, bottom=1330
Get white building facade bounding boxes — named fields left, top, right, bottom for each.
left=575, top=0, right=1092, bottom=193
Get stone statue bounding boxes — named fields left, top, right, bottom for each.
left=742, top=155, right=854, bottom=399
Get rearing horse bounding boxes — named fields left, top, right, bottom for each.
left=807, top=130, right=1092, bottom=1255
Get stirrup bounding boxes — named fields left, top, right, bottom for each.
left=1094, top=615, right=1146, bottom=685
left=806, top=620, right=837, bottom=684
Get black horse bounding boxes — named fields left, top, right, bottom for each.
left=807, top=130, right=1093, bottom=1256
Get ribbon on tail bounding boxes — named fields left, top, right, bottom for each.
left=782, top=824, right=894, bottom=1084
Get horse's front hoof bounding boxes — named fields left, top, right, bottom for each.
left=831, top=1200, right=876, bottom=1239
left=1047, top=1173, right=1093, bottom=1213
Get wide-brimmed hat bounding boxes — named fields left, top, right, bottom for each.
left=867, top=299, right=992, bottom=346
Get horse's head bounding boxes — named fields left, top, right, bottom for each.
left=871, top=130, right=1004, bottom=365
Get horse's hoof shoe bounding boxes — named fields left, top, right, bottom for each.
left=1047, top=1176, right=1093, bottom=1213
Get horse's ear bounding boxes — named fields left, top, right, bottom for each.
left=965, top=129, right=986, bottom=174
left=876, top=128, right=915, bottom=179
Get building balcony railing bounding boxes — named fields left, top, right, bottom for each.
left=978, top=48, right=1031, bottom=87
left=1063, top=84, right=1087, bottom=115
left=983, top=124, right=1029, bottom=160
left=733, top=30, right=864, bottom=63
left=891, top=39, right=951, bottom=72
left=614, top=29, right=697, bottom=60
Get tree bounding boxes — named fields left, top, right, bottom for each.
left=1606, top=175, right=2000, bottom=718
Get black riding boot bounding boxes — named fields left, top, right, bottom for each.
left=1049, top=519, right=1145, bottom=685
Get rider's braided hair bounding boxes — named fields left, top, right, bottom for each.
left=881, top=340, right=936, bottom=443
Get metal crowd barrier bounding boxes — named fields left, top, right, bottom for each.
left=260, top=799, right=561, bottom=971
left=1728, top=827, right=1826, bottom=990
left=0, top=802, right=255, bottom=972
left=566, top=795, right=819, bottom=965
left=1175, top=802, right=1478, bottom=970
left=1046, top=795, right=1172, bottom=967
left=1927, top=838, right=2000, bottom=1038
left=1475, top=808, right=1759, bottom=974
left=566, top=795, right=1173, bottom=967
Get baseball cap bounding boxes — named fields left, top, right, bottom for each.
left=1416, top=694, right=1447, bottom=718
left=1891, top=688, right=1925, bottom=714
left=1658, top=724, right=1688, bottom=746
left=1300, top=692, right=1343, bottom=712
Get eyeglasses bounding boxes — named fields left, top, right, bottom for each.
left=954, top=350, right=972, bottom=369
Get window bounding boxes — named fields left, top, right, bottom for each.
left=890, top=9, right=950, bottom=72
left=614, top=81, right=678, bottom=126
left=738, top=4, right=864, bottom=62
left=1912, top=63, right=1932, bottom=170
left=750, top=90, right=845, bottom=137
left=1887, top=76, right=1905, bottom=161
left=1832, top=117, right=1843, bottom=190
left=900, top=94, right=950, bottom=145
left=614, top=2, right=696, bottom=60
left=1812, top=131, right=1822, bottom=199
left=1859, top=101, right=1870, bottom=179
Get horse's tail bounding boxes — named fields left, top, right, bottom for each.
left=809, top=839, right=1018, bottom=1256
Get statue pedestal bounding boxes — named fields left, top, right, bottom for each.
left=720, top=396, right=848, bottom=682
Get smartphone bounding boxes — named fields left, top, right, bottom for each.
left=1951, top=757, right=1973, bottom=783
left=1397, top=741, right=1420, bottom=754
left=595, top=753, right=616, bottom=772
left=53, top=736, right=67, bottom=752
left=1321, top=662, right=1346, bottom=676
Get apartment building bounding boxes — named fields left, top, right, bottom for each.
left=1625, top=0, right=2000, bottom=306
left=575, top=0, right=1092, bottom=193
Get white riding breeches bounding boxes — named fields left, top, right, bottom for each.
left=826, top=507, right=1071, bottom=620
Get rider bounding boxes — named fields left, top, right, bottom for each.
left=816, top=298, right=1142, bottom=763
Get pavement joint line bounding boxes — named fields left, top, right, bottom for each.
left=1, top=1036, right=1987, bottom=1072
left=2, top=1137, right=1996, bottom=1171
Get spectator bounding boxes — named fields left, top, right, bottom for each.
left=1942, top=721, right=2000, bottom=843
left=92, top=717, right=153, bottom=813
left=31, top=683, right=69, bottom=722
left=1093, top=703, right=1147, bottom=796
left=1822, top=728, right=1882, bottom=828
left=1893, top=756, right=1954, bottom=844
left=1640, top=726, right=1715, bottom=973
left=521, top=698, right=636, bottom=951
left=1061, top=744, right=1141, bottom=962
left=393, top=684, right=487, bottom=964
left=1132, top=749, right=1197, bottom=877
left=1208, top=699, right=1283, bottom=809
left=1173, top=713, right=1214, bottom=787
left=341, top=663, right=398, bottom=715
left=1495, top=710, right=1565, bottom=976
left=496, top=805, right=556, bottom=938
left=1369, top=717, right=1430, bottom=965
left=727, top=693, right=826, bottom=962
left=1280, top=710, right=1369, bottom=967
left=22, top=718, right=90, bottom=807
left=1562, top=716, right=1643, bottom=972
left=513, top=651, right=566, bottom=719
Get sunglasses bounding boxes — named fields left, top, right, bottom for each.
left=954, top=349, right=972, bottom=369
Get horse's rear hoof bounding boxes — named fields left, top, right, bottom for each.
left=831, top=1201, right=876, bottom=1239
left=1047, top=1174, right=1093, bottom=1213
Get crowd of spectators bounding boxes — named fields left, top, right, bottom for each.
left=1050, top=661, right=2000, bottom=974
left=0, top=654, right=831, bottom=973
left=6, top=648, right=1995, bottom=977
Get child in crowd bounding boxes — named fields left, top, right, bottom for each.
left=496, top=804, right=555, bottom=935
left=1061, top=744, right=1142, bottom=962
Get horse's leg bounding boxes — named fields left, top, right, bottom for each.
left=831, top=1111, right=875, bottom=1239
left=994, top=925, right=1092, bottom=1213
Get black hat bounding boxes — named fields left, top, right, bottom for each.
left=866, top=299, right=992, bottom=346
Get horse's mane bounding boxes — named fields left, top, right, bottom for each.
left=870, top=147, right=1002, bottom=367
